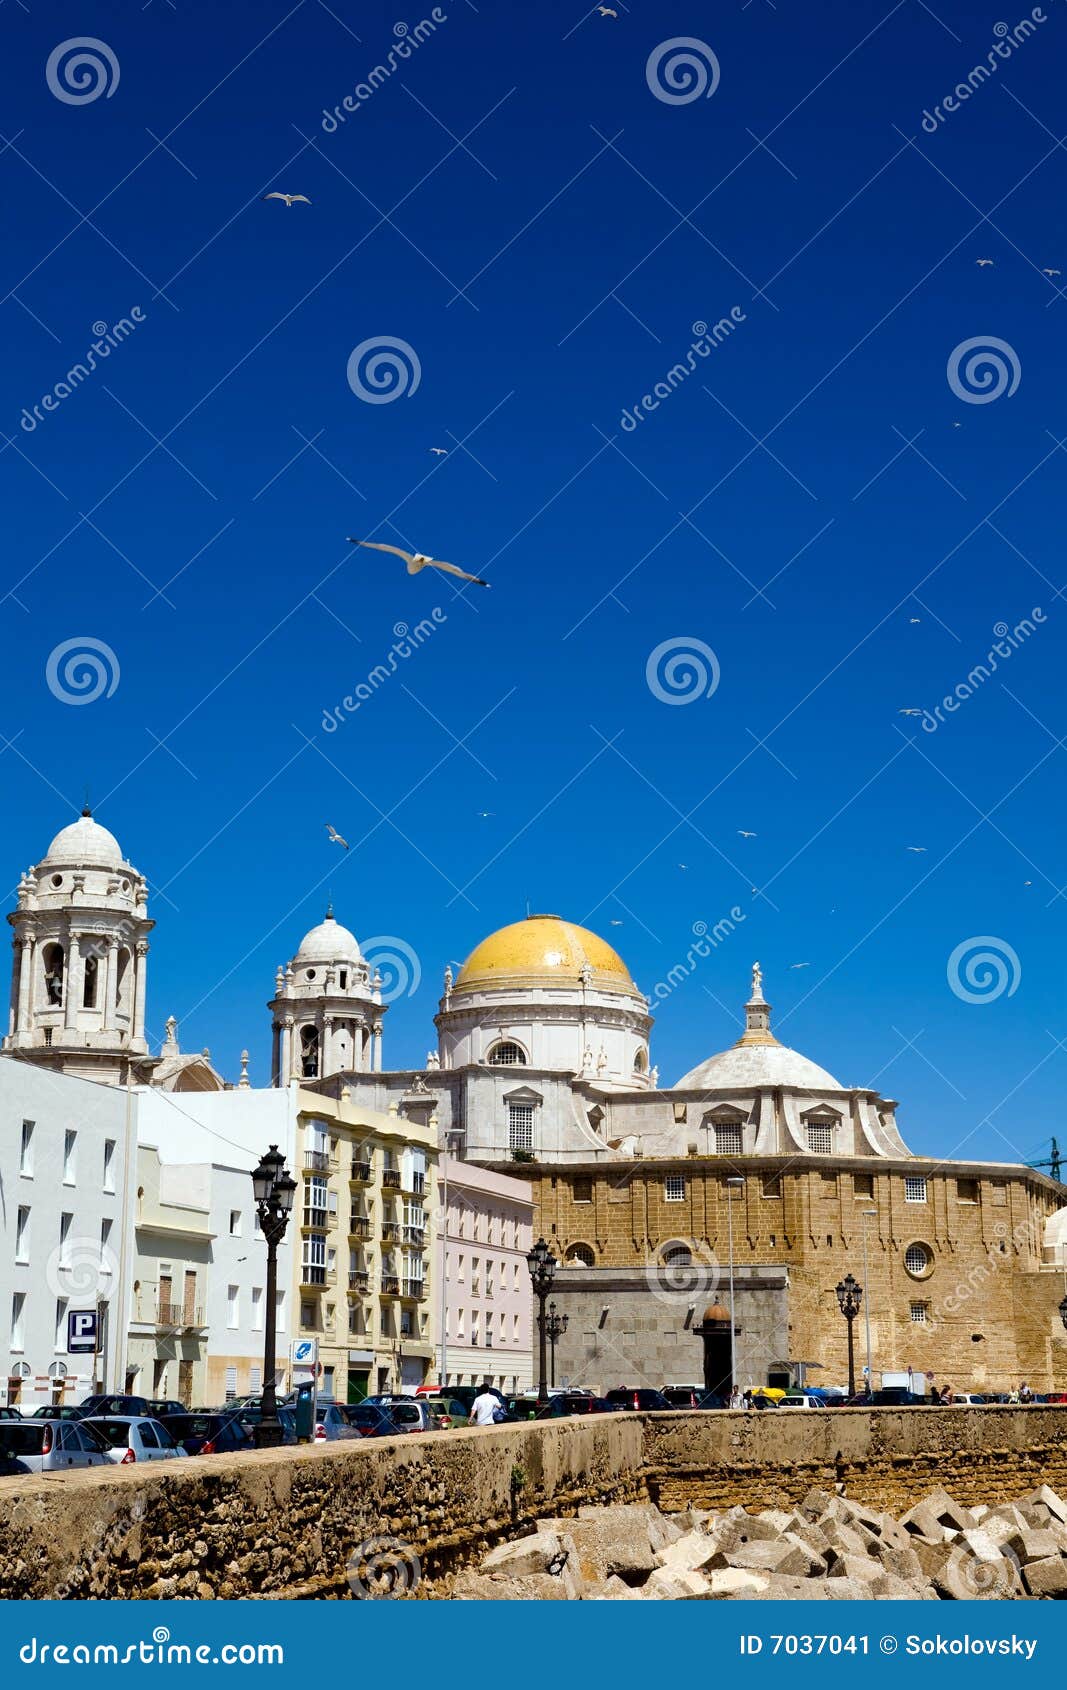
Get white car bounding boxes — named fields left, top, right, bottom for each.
left=81, top=1415, right=186, bottom=1463
left=0, top=1419, right=110, bottom=1472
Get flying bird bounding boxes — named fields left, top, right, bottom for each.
left=325, top=824, right=349, bottom=850
left=350, top=539, right=490, bottom=587
left=907, top=846, right=927, bottom=853
left=975, top=257, right=994, bottom=266
left=476, top=811, right=494, bottom=818
left=429, top=447, right=448, bottom=455
left=262, top=192, right=311, bottom=207
left=909, top=617, right=921, bottom=623
left=1043, top=268, right=1062, bottom=277
left=597, top=5, right=618, bottom=14
left=609, top=919, right=624, bottom=926
left=678, top=863, right=688, bottom=870
left=738, top=830, right=757, bottom=838
left=789, top=962, right=810, bottom=969
left=898, top=708, right=922, bottom=717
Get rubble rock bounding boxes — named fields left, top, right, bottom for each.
left=1022, top=1555, right=1067, bottom=1598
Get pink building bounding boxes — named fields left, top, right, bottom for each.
left=438, top=1157, right=534, bottom=1393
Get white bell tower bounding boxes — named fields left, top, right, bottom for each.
left=269, top=908, right=385, bottom=1085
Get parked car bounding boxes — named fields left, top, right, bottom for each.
left=661, top=1386, right=704, bottom=1409
left=383, top=1399, right=436, bottom=1434
left=0, top=1419, right=110, bottom=1471
left=541, top=1393, right=618, bottom=1418
left=780, top=1393, right=827, bottom=1409
left=30, top=1405, right=85, bottom=1421
left=604, top=1388, right=672, bottom=1412
left=696, top=1392, right=728, bottom=1410
left=82, top=1416, right=186, bottom=1464
left=0, top=1407, right=23, bottom=1422
left=347, top=1403, right=404, bottom=1438
left=419, top=1396, right=471, bottom=1429
left=315, top=1403, right=360, bottom=1442
left=233, top=1404, right=298, bottom=1443
left=77, top=1394, right=152, bottom=1419
left=0, top=1454, right=29, bottom=1475
left=147, top=1399, right=187, bottom=1419
left=160, top=1412, right=256, bottom=1456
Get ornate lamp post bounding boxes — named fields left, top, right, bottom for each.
left=835, top=1272, right=863, bottom=1400
left=545, top=1301, right=569, bottom=1388
left=526, top=1237, right=557, bottom=1404
left=251, top=1144, right=297, bottom=1448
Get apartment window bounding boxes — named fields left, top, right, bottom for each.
left=100, top=1218, right=112, bottom=1270
left=486, top=1262, right=494, bottom=1297
left=807, top=1120, right=833, bottom=1155
left=15, top=1207, right=30, bottom=1264
left=472, top=1257, right=481, bottom=1297
left=508, top=1104, right=533, bottom=1152
left=957, top=1178, right=979, bottom=1204
left=910, top=1302, right=929, bottom=1324
left=252, top=1287, right=263, bottom=1331
left=904, top=1176, right=927, bottom=1204
left=854, top=1173, right=874, bottom=1200
left=573, top=1176, right=593, bottom=1204
left=227, top=1285, right=239, bottom=1329
left=665, top=1174, right=686, bottom=1202
left=19, top=1121, right=34, bottom=1177
left=103, top=1139, right=116, bottom=1192
left=275, top=1291, right=285, bottom=1332
left=489, top=1042, right=526, bottom=1066
left=55, top=1298, right=68, bottom=1352
left=304, top=1177, right=328, bottom=1229
left=11, top=1292, right=26, bottom=1351
left=300, top=1301, right=315, bottom=1329
left=224, top=1366, right=237, bottom=1403
left=249, top=1366, right=261, bottom=1393
left=485, top=1311, right=494, bottom=1349
left=59, top=1212, right=72, bottom=1266
left=715, top=1122, right=743, bottom=1156
left=229, top=1210, right=242, bottom=1236
left=761, top=1173, right=781, bottom=1199
left=63, top=1130, right=77, bottom=1183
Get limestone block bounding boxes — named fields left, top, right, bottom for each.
left=827, top=1553, right=884, bottom=1586
left=878, top=1544, right=925, bottom=1583
left=935, top=1542, right=1021, bottom=1601
left=645, top=1565, right=712, bottom=1599
left=1023, top=1486, right=1067, bottom=1526
left=705, top=1566, right=772, bottom=1598
left=655, top=1531, right=727, bottom=1574
left=797, top=1486, right=836, bottom=1520
left=540, top=1513, right=657, bottom=1582
left=727, top=1538, right=818, bottom=1578
left=1022, top=1555, right=1067, bottom=1598
left=587, top=1575, right=647, bottom=1600
left=1005, top=1528, right=1064, bottom=1565
left=481, top=1530, right=576, bottom=1579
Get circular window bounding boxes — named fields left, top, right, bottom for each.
left=51, top=874, right=62, bottom=887
left=905, top=1242, right=933, bottom=1279
left=565, top=1243, right=595, bottom=1267
left=121, top=879, right=129, bottom=892
left=305, top=969, right=316, bottom=981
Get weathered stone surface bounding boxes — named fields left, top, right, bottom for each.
left=1022, top=1555, right=1067, bottom=1598
left=539, top=1511, right=657, bottom=1581
left=481, top=1530, right=575, bottom=1578
left=1005, top=1528, right=1064, bottom=1566
left=705, top=1566, right=772, bottom=1598
left=645, top=1565, right=711, bottom=1599
left=901, top=1489, right=978, bottom=1539
left=655, top=1531, right=727, bottom=1574
left=1024, top=1486, right=1067, bottom=1527
left=727, top=1538, right=817, bottom=1577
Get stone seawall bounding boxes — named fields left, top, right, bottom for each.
left=0, top=1407, right=1064, bottom=1599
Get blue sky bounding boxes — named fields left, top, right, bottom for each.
left=1, top=0, right=1065, bottom=1174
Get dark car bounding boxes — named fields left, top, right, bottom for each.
left=869, top=1388, right=923, bottom=1406
left=604, top=1388, right=672, bottom=1412
left=77, top=1394, right=151, bottom=1419
left=160, top=1412, right=255, bottom=1455
left=233, top=1403, right=298, bottom=1444
left=0, top=1408, right=23, bottom=1422
left=0, top=1454, right=28, bottom=1475
left=148, top=1399, right=187, bottom=1419
left=661, top=1387, right=704, bottom=1409
left=30, top=1405, right=86, bottom=1421
left=543, top=1393, right=618, bottom=1418
left=696, top=1392, right=727, bottom=1410
left=347, top=1403, right=403, bottom=1438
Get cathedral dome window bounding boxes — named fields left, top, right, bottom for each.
left=807, top=1120, right=834, bottom=1155
left=904, top=1242, right=933, bottom=1279
left=51, top=874, right=62, bottom=887
left=489, top=1041, right=526, bottom=1067
left=565, top=1242, right=595, bottom=1266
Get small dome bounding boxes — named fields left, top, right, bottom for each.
left=41, top=809, right=124, bottom=870
left=703, top=1303, right=731, bottom=1324
left=454, top=915, right=637, bottom=997
left=676, top=1043, right=842, bottom=1091
left=294, top=910, right=363, bottom=965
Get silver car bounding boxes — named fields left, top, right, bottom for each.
left=314, top=1403, right=359, bottom=1442
left=0, top=1418, right=110, bottom=1472
left=82, top=1415, right=186, bottom=1464
left=387, top=1400, right=436, bottom=1434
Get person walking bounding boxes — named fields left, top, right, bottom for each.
left=469, top=1383, right=501, bottom=1426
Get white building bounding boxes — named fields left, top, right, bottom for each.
left=0, top=1062, right=135, bottom=1409
left=439, top=1155, right=534, bottom=1393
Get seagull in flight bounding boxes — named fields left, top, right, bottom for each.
left=350, top=539, right=490, bottom=587
left=898, top=708, right=923, bottom=717
left=262, top=192, right=311, bottom=207
left=609, top=919, right=623, bottom=926
left=1043, top=268, right=1062, bottom=277
left=789, top=962, right=810, bottom=969
left=738, top=830, right=757, bottom=838
left=325, top=824, right=349, bottom=850
left=597, top=5, right=618, bottom=14
left=429, top=447, right=448, bottom=455
left=908, top=616, right=921, bottom=623
left=975, top=257, right=994, bottom=266
left=476, top=811, right=494, bottom=818
left=907, top=846, right=927, bottom=853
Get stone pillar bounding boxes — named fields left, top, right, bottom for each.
left=103, top=940, right=119, bottom=1031
left=323, top=1015, right=334, bottom=1077
left=133, top=942, right=148, bottom=1042
left=372, top=1022, right=383, bottom=1072
left=16, top=937, right=33, bottom=1034
left=285, top=1017, right=297, bottom=1081
left=65, top=935, right=83, bottom=1032
left=271, top=1021, right=281, bottom=1086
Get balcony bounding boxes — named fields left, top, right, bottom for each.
left=301, top=1210, right=328, bottom=1234
left=411, top=1173, right=426, bottom=1196
left=401, top=1279, right=427, bottom=1300
left=402, top=1225, right=426, bottom=1246
left=155, top=1301, right=205, bottom=1330
left=348, top=1270, right=370, bottom=1293
left=304, top=1149, right=330, bottom=1173
left=350, top=1161, right=373, bottom=1185
left=382, top=1169, right=401, bottom=1189
left=381, top=1221, right=402, bottom=1243
left=300, top=1265, right=327, bottom=1290
left=348, top=1215, right=372, bottom=1241
left=380, top=1275, right=400, bottom=1296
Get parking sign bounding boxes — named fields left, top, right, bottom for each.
left=67, top=1309, right=98, bottom=1354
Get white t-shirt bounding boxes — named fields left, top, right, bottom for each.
left=470, top=1391, right=499, bottom=1425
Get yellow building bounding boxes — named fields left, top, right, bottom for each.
left=293, top=1089, right=437, bottom=1401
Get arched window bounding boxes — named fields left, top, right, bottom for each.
left=633, top=1048, right=648, bottom=1073
left=42, top=943, right=64, bottom=1007
left=661, top=1242, right=692, bottom=1267
left=82, top=954, right=99, bottom=1009
left=488, top=1041, right=526, bottom=1067
left=300, top=1025, right=320, bottom=1079
left=565, top=1242, right=595, bottom=1267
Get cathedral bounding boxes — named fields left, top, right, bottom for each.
left=5, top=811, right=1067, bottom=1396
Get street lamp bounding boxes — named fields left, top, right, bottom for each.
left=860, top=1209, right=877, bottom=1398
left=251, top=1144, right=297, bottom=1448
left=725, top=1177, right=743, bottom=1396
left=545, top=1300, right=569, bottom=1388
left=526, top=1237, right=557, bottom=1404
left=835, top=1272, right=863, bottom=1399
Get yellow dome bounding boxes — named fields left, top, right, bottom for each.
left=453, top=915, right=637, bottom=997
